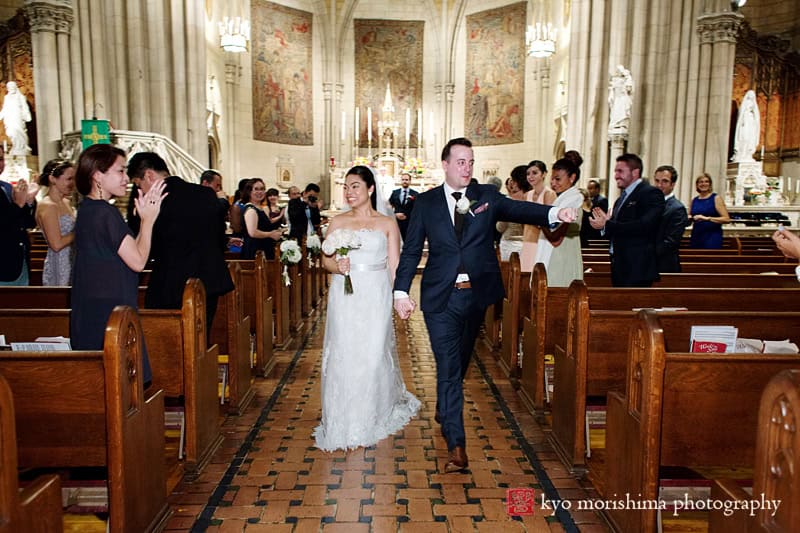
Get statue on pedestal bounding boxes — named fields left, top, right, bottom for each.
left=732, top=90, right=760, bottom=163
left=608, top=65, right=633, bottom=135
left=0, top=81, right=31, bottom=156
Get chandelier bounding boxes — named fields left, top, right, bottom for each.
left=526, top=22, right=557, bottom=58
left=219, top=16, right=251, bottom=53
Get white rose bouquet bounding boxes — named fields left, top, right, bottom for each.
left=306, top=233, right=322, bottom=267
left=279, top=239, right=302, bottom=286
left=322, top=229, right=362, bottom=294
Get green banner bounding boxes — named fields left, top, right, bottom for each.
left=81, top=119, right=111, bottom=149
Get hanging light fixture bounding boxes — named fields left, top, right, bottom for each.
left=526, top=22, right=557, bottom=58
left=219, top=16, right=251, bottom=53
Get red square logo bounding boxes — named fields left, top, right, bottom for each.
left=506, top=488, right=536, bottom=516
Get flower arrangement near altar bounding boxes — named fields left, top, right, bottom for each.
left=350, top=156, right=372, bottom=168
left=322, top=229, right=362, bottom=294
left=279, top=239, right=302, bottom=286
left=306, top=233, right=322, bottom=267
left=402, top=157, right=425, bottom=174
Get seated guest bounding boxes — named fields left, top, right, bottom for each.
left=689, top=173, right=730, bottom=248
left=535, top=158, right=584, bottom=286
left=241, top=179, right=282, bottom=260
left=35, top=159, right=76, bottom=285
left=496, top=165, right=530, bottom=261
left=70, top=144, right=167, bottom=386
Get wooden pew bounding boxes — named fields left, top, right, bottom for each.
left=584, top=261, right=797, bottom=275
left=499, top=253, right=529, bottom=377
left=229, top=252, right=276, bottom=377
left=550, top=280, right=800, bottom=474
left=0, top=373, right=63, bottom=533
left=582, top=252, right=789, bottom=264
left=604, top=310, right=800, bottom=533
left=482, top=249, right=508, bottom=351
left=211, top=261, right=254, bottom=415
left=288, top=262, right=303, bottom=332
left=709, top=369, right=800, bottom=532
left=0, top=306, right=170, bottom=533
left=300, top=237, right=313, bottom=317
left=584, top=271, right=800, bottom=288
left=0, top=280, right=223, bottom=475
left=266, top=256, right=292, bottom=348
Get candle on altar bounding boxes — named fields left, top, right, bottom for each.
left=367, top=108, right=372, bottom=142
left=405, top=108, right=411, bottom=144
left=341, top=111, right=346, bottom=141
left=355, top=108, right=360, bottom=142
left=417, top=108, right=422, bottom=145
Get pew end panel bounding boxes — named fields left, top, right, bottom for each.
left=519, top=263, right=552, bottom=412
left=0, top=373, right=63, bottom=533
left=254, top=252, right=276, bottom=377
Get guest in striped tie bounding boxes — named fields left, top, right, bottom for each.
left=389, top=172, right=419, bottom=240
left=0, top=146, right=37, bottom=286
left=588, top=153, right=665, bottom=287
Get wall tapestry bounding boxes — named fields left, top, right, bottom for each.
left=251, top=0, right=313, bottom=145
left=465, top=2, right=527, bottom=146
left=354, top=19, right=424, bottom=149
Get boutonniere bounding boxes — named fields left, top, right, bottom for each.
left=456, top=196, right=479, bottom=216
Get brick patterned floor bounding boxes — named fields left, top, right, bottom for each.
left=165, top=294, right=609, bottom=532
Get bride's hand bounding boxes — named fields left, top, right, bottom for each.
left=336, top=257, right=350, bottom=274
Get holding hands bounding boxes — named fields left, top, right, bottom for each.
left=135, top=180, right=168, bottom=223
left=394, top=297, right=416, bottom=320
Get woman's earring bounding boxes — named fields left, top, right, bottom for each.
left=96, top=181, right=104, bottom=200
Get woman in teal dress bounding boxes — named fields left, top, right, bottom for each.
left=689, top=173, right=730, bottom=249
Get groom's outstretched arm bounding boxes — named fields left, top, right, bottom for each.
left=393, top=198, right=426, bottom=294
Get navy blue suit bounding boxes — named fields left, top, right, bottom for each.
left=394, top=182, right=552, bottom=449
left=0, top=181, right=35, bottom=282
left=388, top=187, right=419, bottom=239
left=656, top=195, right=688, bottom=273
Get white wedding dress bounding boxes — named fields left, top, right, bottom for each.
left=314, top=229, right=420, bottom=451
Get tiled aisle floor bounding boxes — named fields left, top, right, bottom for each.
left=165, top=295, right=609, bottom=532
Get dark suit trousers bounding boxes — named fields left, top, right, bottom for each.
left=423, top=287, right=484, bottom=450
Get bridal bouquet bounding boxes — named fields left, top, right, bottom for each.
left=322, top=229, right=362, bottom=294
left=306, top=233, right=322, bottom=267
left=279, top=239, right=302, bottom=286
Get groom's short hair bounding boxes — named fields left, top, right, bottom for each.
left=441, top=137, right=472, bottom=162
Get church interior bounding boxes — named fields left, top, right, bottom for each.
left=1, top=0, right=800, bottom=532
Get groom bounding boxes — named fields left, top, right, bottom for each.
left=393, top=137, right=576, bottom=472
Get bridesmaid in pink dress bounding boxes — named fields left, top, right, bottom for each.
left=520, top=160, right=557, bottom=272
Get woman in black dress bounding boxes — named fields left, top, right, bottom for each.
left=241, top=179, right=283, bottom=259
left=70, top=144, right=166, bottom=385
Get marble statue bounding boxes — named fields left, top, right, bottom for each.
left=608, top=65, right=633, bottom=135
left=732, top=89, right=760, bottom=163
left=0, top=81, right=31, bottom=156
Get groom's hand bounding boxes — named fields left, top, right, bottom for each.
left=556, top=207, right=578, bottom=223
left=394, top=297, right=416, bottom=320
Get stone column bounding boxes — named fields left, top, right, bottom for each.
left=224, top=58, right=240, bottom=180
left=24, top=0, right=72, bottom=162
left=169, top=0, right=188, bottom=149
left=444, top=83, right=455, bottom=142
left=54, top=9, right=73, bottom=134
left=698, top=11, right=743, bottom=189
left=335, top=83, right=345, bottom=165
left=432, top=83, right=443, bottom=157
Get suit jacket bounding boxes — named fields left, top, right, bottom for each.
left=145, top=176, right=234, bottom=309
left=603, top=182, right=665, bottom=287
left=0, top=182, right=35, bottom=281
left=287, top=198, right=321, bottom=240
left=394, top=183, right=552, bottom=313
left=656, top=195, right=689, bottom=273
left=388, top=187, right=419, bottom=235
left=592, top=194, right=609, bottom=212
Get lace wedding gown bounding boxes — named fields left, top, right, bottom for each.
left=314, top=229, right=420, bottom=451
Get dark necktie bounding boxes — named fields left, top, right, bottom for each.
left=613, top=189, right=628, bottom=219
left=452, top=191, right=464, bottom=240
left=402, top=189, right=407, bottom=205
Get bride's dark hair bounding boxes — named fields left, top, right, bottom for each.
left=346, top=165, right=378, bottom=209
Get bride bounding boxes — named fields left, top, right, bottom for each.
left=314, top=165, right=420, bottom=451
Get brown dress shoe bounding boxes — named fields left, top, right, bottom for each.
left=445, top=446, right=468, bottom=473
left=434, top=411, right=441, bottom=424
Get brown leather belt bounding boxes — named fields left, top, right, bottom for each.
left=454, top=281, right=472, bottom=289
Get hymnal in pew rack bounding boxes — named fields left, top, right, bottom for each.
left=689, top=326, right=737, bottom=353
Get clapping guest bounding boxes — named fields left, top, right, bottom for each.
left=70, top=144, right=167, bottom=386
left=35, top=159, right=76, bottom=285
left=520, top=160, right=556, bottom=272
left=773, top=227, right=800, bottom=279
left=0, top=145, right=37, bottom=286
left=535, top=158, right=584, bottom=286
left=241, top=179, right=282, bottom=260
left=496, top=166, right=530, bottom=261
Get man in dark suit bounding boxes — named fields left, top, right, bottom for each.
left=581, top=179, right=607, bottom=244
left=128, top=152, right=233, bottom=330
left=388, top=172, right=419, bottom=239
left=0, top=150, right=37, bottom=286
left=200, top=169, right=231, bottom=245
left=287, top=182, right=321, bottom=240
left=393, top=137, right=576, bottom=473
left=589, top=153, right=665, bottom=287
left=653, top=165, right=689, bottom=273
